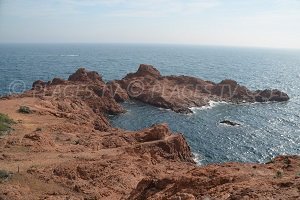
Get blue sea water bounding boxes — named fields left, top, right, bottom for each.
left=0, top=44, right=299, bottom=164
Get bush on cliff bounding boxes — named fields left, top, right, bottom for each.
left=0, top=113, right=15, bottom=135
left=0, top=170, right=11, bottom=182
left=18, top=106, right=32, bottom=114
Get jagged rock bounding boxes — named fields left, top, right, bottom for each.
left=29, top=68, right=125, bottom=130
left=220, top=120, right=240, bottom=126
left=124, top=64, right=161, bottom=79
left=128, top=155, right=300, bottom=200
left=255, top=89, right=290, bottom=102
left=134, top=123, right=170, bottom=142
left=68, top=68, right=104, bottom=84
left=129, top=124, right=194, bottom=162
left=211, top=79, right=248, bottom=99
left=32, top=80, right=48, bottom=89
left=51, top=78, right=67, bottom=85
left=114, top=64, right=289, bottom=113
left=106, top=81, right=129, bottom=102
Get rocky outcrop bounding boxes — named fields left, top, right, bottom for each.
left=106, top=81, right=129, bottom=102
left=28, top=65, right=291, bottom=114
left=68, top=68, right=104, bottom=85
left=32, top=80, right=49, bottom=89
left=31, top=68, right=103, bottom=88
left=127, top=124, right=194, bottom=163
left=0, top=97, right=196, bottom=199
left=30, top=68, right=124, bottom=131
left=114, top=64, right=289, bottom=113
left=51, top=78, right=67, bottom=85
left=255, top=89, right=290, bottom=102
left=220, top=120, right=241, bottom=126
left=124, top=64, right=162, bottom=79
left=128, top=155, right=300, bottom=200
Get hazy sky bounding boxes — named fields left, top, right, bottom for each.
left=0, top=0, right=300, bottom=48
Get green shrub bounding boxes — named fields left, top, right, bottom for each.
left=0, top=113, right=14, bottom=124
left=18, top=106, right=32, bottom=114
left=0, top=113, right=15, bottom=134
left=275, top=170, right=283, bottom=178
left=0, top=170, right=10, bottom=182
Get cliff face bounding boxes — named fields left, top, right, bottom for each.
left=0, top=67, right=297, bottom=200
left=112, top=64, right=289, bottom=113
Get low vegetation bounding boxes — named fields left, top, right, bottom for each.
left=18, top=106, right=32, bottom=114
left=275, top=170, right=283, bottom=178
left=0, top=113, right=15, bottom=135
left=0, top=170, right=10, bottom=182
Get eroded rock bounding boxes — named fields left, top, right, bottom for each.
left=68, top=68, right=104, bottom=85
left=114, top=64, right=289, bottom=113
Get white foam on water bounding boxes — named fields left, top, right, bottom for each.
left=192, top=152, right=203, bottom=165
left=60, top=54, right=79, bottom=57
left=158, top=107, right=171, bottom=111
left=190, top=101, right=228, bottom=113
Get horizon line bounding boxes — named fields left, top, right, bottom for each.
left=0, top=42, right=299, bottom=51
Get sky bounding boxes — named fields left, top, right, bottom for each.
left=0, top=0, right=300, bottom=49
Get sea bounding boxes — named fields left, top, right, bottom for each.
left=0, top=43, right=299, bottom=165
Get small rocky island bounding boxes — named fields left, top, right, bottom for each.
left=0, top=66, right=298, bottom=200
left=220, top=120, right=241, bottom=126
left=109, top=64, right=289, bottom=113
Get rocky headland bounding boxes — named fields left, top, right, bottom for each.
left=0, top=66, right=298, bottom=200
left=110, top=64, right=289, bottom=113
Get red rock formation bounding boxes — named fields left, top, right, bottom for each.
left=124, top=64, right=161, bottom=79
left=50, top=78, right=67, bottom=85
left=115, top=64, right=289, bottom=113
left=106, top=81, right=129, bottom=102
left=255, top=89, right=290, bottom=102
left=32, top=80, right=48, bottom=89
left=68, top=68, right=104, bottom=85
left=128, top=155, right=300, bottom=200
left=28, top=65, right=290, bottom=114
left=29, top=68, right=125, bottom=131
